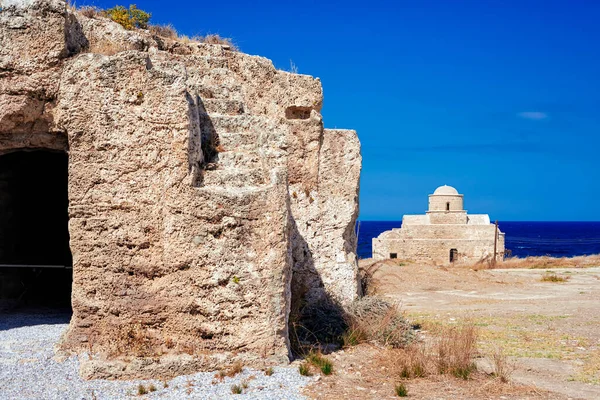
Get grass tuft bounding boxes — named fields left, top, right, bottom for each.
left=230, top=384, right=243, bottom=394
left=307, top=351, right=333, bottom=375
left=299, top=362, right=312, bottom=376
left=264, top=367, right=274, bottom=376
left=137, top=384, right=147, bottom=395
left=395, top=382, right=408, bottom=397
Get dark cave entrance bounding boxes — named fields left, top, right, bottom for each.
left=0, top=150, right=72, bottom=308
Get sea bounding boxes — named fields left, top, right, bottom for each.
left=356, top=221, right=600, bottom=260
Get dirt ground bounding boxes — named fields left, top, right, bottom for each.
left=303, top=260, right=600, bottom=399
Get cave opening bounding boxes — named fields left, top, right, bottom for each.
left=0, top=149, right=72, bottom=309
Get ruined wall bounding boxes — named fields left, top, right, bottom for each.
left=0, top=0, right=361, bottom=379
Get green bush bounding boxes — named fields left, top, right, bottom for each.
left=104, top=4, right=151, bottom=30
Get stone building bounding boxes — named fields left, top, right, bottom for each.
left=372, top=185, right=504, bottom=264
left=0, top=0, right=361, bottom=379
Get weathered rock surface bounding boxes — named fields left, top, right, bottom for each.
left=0, top=0, right=361, bottom=379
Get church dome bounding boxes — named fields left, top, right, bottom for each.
left=433, top=185, right=459, bottom=195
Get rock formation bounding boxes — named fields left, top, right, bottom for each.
left=0, top=0, right=361, bottom=379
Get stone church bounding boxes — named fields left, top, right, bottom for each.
left=372, top=185, right=505, bottom=264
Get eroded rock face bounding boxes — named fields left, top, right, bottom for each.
left=0, top=0, right=361, bottom=379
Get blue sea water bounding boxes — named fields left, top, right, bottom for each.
left=356, top=221, right=600, bottom=259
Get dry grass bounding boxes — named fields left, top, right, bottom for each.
left=215, top=361, right=244, bottom=380
left=359, top=259, right=407, bottom=295
left=385, top=322, right=479, bottom=381
left=540, top=273, right=570, bottom=282
left=195, top=34, right=238, bottom=51
left=489, top=347, right=513, bottom=383
left=436, top=323, right=478, bottom=378
left=493, top=254, right=600, bottom=270
left=149, top=24, right=178, bottom=39
left=79, top=6, right=102, bottom=18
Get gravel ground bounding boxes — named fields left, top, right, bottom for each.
left=0, top=310, right=313, bottom=400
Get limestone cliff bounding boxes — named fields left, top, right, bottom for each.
left=0, top=0, right=361, bottom=379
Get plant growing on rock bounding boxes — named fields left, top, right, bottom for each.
left=104, top=4, right=151, bottom=30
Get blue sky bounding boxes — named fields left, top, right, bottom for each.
left=80, top=0, right=600, bottom=221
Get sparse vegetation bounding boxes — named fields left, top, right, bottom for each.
left=307, top=351, right=333, bottom=375
left=343, top=296, right=414, bottom=348
left=232, top=275, right=240, bottom=284
left=436, top=323, right=478, bottom=379
left=137, top=384, right=148, bottom=395
left=264, top=366, right=274, bottom=376
left=149, top=24, right=178, bottom=39
left=148, top=383, right=157, bottom=392
left=541, top=273, right=570, bottom=282
left=491, top=254, right=600, bottom=270
left=104, top=4, right=151, bottom=30
left=216, top=361, right=244, bottom=380
left=490, top=347, right=512, bottom=383
left=385, top=322, right=479, bottom=381
left=230, top=384, right=243, bottom=394
left=299, top=362, right=312, bottom=376
left=197, top=34, right=238, bottom=50
left=79, top=6, right=102, bottom=18
left=395, top=382, right=408, bottom=397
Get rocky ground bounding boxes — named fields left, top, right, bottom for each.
left=0, top=309, right=314, bottom=399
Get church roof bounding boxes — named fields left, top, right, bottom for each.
left=432, top=185, right=459, bottom=195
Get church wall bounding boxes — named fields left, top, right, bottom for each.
left=428, top=195, right=463, bottom=211
left=428, top=212, right=468, bottom=224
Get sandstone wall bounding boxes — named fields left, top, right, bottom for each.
left=0, top=0, right=361, bottom=379
left=428, top=195, right=463, bottom=211
left=373, top=224, right=504, bottom=264
left=428, top=211, right=468, bottom=224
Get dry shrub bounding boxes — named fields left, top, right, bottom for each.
left=149, top=24, right=178, bottom=39
left=490, top=347, right=513, bottom=383
left=215, top=361, right=244, bottom=380
left=436, top=323, right=478, bottom=379
left=195, top=34, right=238, bottom=51
left=343, top=296, right=414, bottom=348
left=79, top=6, right=102, bottom=18
left=393, top=344, right=430, bottom=378
left=386, top=322, right=479, bottom=381
left=359, top=260, right=405, bottom=295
